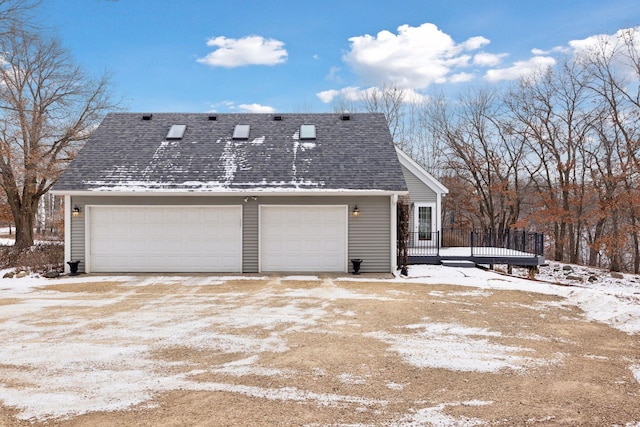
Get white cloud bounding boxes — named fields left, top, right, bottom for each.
left=316, top=86, right=428, bottom=105
left=461, top=36, right=490, bottom=51
left=238, top=103, right=275, bottom=113
left=206, top=100, right=235, bottom=113
left=316, top=86, right=359, bottom=103
left=197, top=35, right=287, bottom=68
left=473, top=52, right=507, bottom=67
left=403, top=89, right=430, bottom=104
left=479, top=26, right=640, bottom=84
left=531, top=46, right=570, bottom=56
left=343, top=23, right=493, bottom=89
left=325, top=66, right=342, bottom=82
left=449, top=72, right=475, bottom=83
left=484, top=56, right=556, bottom=82
left=568, top=26, right=640, bottom=56
left=316, top=89, right=338, bottom=104
left=206, top=101, right=274, bottom=113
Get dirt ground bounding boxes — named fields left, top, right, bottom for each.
left=0, top=275, right=639, bottom=426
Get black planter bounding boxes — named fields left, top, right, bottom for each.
left=67, top=261, right=80, bottom=276
left=350, top=258, right=362, bottom=275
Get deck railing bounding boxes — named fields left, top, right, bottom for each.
left=406, top=228, right=545, bottom=258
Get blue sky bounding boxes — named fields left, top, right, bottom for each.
left=38, top=0, right=640, bottom=113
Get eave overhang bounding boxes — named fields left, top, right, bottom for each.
left=51, top=189, right=409, bottom=197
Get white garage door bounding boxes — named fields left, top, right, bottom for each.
left=260, top=206, right=347, bottom=272
left=88, top=206, right=242, bottom=273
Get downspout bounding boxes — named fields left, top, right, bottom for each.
left=436, top=191, right=442, bottom=242
left=64, top=195, right=71, bottom=274
left=390, top=194, right=398, bottom=273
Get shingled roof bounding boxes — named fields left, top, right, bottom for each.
left=52, top=112, right=408, bottom=193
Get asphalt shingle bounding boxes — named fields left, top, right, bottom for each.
left=53, top=112, right=408, bottom=192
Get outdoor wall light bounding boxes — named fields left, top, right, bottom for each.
left=72, top=206, right=81, bottom=217
left=352, top=205, right=360, bottom=217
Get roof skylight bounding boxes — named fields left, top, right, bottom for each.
left=233, top=124, right=250, bottom=139
left=300, top=124, right=316, bottom=139
left=166, top=124, right=186, bottom=139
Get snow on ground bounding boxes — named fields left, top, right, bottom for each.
left=366, top=322, right=560, bottom=373
left=395, top=264, right=640, bottom=335
left=0, top=265, right=639, bottom=423
left=0, top=237, right=62, bottom=246
left=390, top=401, right=492, bottom=427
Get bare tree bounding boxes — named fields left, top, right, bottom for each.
left=0, top=0, right=39, bottom=35
left=358, top=84, right=407, bottom=148
left=427, top=88, right=524, bottom=232
left=506, top=57, right=596, bottom=263
left=581, top=29, right=640, bottom=271
left=0, top=27, right=115, bottom=248
left=404, top=96, right=447, bottom=176
left=330, top=93, right=358, bottom=115
left=330, top=83, right=410, bottom=150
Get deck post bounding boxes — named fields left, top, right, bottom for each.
left=470, top=231, right=474, bottom=256
left=538, top=233, right=544, bottom=256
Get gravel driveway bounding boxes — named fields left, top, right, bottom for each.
left=0, top=272, right=639, bottom=426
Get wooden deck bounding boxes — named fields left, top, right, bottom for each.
left=402, top=229, right=545, bottom=267
left=408, top=246, right=545, bottom=267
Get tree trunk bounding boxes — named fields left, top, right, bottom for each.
left=554, top=222, right=564, bottom=262
left=396, top=198, right=410, bottom=268
left=588, top=218, right=605, bottom=266
left=633, top=231, right=640, bottom=275
left=7, top=192, right=37, bottom=249
left=13, top=206, right=35, bottom=248
left=609, top=214, right=621, bottom=272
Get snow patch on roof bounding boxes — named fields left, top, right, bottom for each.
left=82, top=133, right=325, bottom=192
left=82, top=178, right=328, bottom=192
left=221, top=140, right=237, bottom=184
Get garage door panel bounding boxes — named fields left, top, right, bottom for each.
left=166, top=209, right=188, bottom=222
left=89, top=206, right=242, bottom=273
left=260, top=206, right=347, bottom=272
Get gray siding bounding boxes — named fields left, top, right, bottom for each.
left=401, top=165, right=437, bottom=204
left=70, top=204, right=86, bottom=271
left=401, top=165, right=438, bottom=232
left=70, top=194, right=392, bottom=274
left=345, top=197, right=391, bottom=273
left=242, top=201, right=259, bottom=272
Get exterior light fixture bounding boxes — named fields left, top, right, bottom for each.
left=72, top=206, right=80, bottom=217
left=352, top=205, right=360, bottom=217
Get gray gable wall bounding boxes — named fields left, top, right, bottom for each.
left=53, top=113, right=408, bottom=193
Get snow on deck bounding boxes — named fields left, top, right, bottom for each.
left=408, top=246, right=538, bottom=257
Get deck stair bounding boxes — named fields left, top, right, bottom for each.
left=441, top=259, right=476, bottom=268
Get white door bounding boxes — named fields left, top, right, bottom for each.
left=260, top=206, right=347, bottom=272
left=88, top=206, right=242, bottom=273
left=414, top=203, right=436, bottom=241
